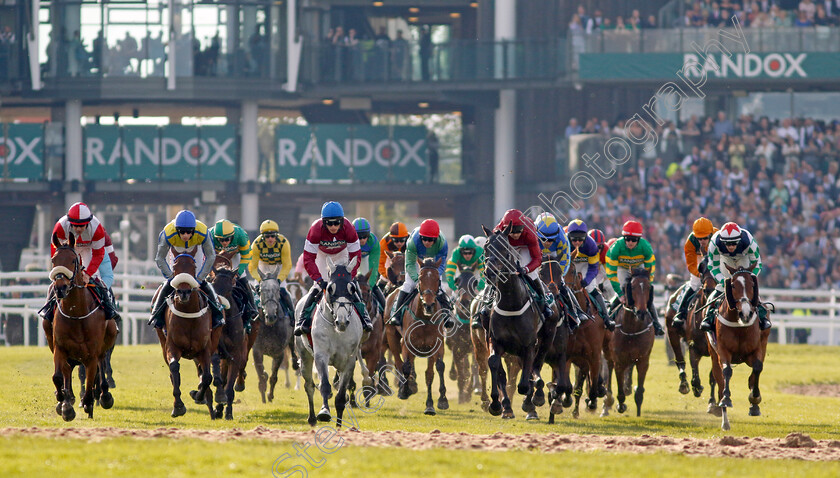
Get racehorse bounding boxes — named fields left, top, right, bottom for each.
left=47, top=233, right=117, bottom=421
left=665, top=267, right=718, bottom=402
left=607, top=267, right=655, bottom=417
left=357, top=271, right=386, bottom=406
left=383, top=250, right=406, bottom=294
left=384, top=257, right=449, bottom=415
left=207, top=263, right=248, bottom=420
left=295, top=256, right=370, bottom=427
left=252, top=265, right=296, bottom=403
left=536, top=257, right=572, bottom=424
left=449, top=264, right=480, bottom=404
left=155, top=250, right=221, bottom=419
left=706, top=265, right=770, bottom=431
left=480, top=223, right=559, bottom=420
left=469, top=296, right=522, bottom=412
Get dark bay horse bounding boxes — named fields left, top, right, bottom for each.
left=47, top=233, right=117, bottom=421
left=665, top=268, right=718, bottom=402
left=357, top=271, right=386, bottom=406
left=608, top=267, right=655, bottom=417
left=252, top=266, right=295, bottom=403
left=208, top=263, right=248, bottom=420
left=469, top=296, right=522, bottom=412
left=155, top=251, right=221, bottom=419
left=449, top=265, right=480, bottom=404
left=214, top=252, right=259, bottom=393
left=384, top=257, right=449, bottom=415
left=480, top=224, right=558, bottom=420
left=383, top=250, right=406, bottom=294
left=706, top=266, right=770, bottom=431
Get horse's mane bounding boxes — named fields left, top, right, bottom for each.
left=631, top=267, right=650, bottom=278
left=421, top=257, right=436, bottom=268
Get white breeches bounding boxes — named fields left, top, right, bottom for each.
left=315, top=248, right=350, bottom=281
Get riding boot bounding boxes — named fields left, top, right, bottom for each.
left=556, top=286, right=580, bottom=331
left=237, top=276, right=256, bottom=334
left=351, top=283, right=373, bottom=332
left=94, top=281, right=121, bottom=322
left=279, top=287, right=296, bottom=327
left=389, top=290, right=413, bottom=327
left=38, top=284, right=57, bottom=323
left=701, top=289, right=722, bottom=332
left=590, top=288, right=614, bottom=331
left=648, top=289, right=665, bottom=336
left=373, top=284, right=387, bottom=315
left=200, top=280, right=226, bottom=329
left=472, top=287, right=493, bottom=329
left=757, top=302, right=772, bottom=331
left=566, top=284, right=589, bottom=323
left=436, top=290, right=455, bottom=329
left=148, top=281, right=175, bottom=329
left=671, top=286, right=697, bottom=332
left=294, top=288, right=322, bottom=336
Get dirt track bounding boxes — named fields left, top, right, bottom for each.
left=4, top=427, right=840, bottom=461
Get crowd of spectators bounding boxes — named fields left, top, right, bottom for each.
left=569, top=1, right=840, bottom=31
left=562, top=111, right=840, bottom=290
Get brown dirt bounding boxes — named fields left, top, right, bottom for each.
left=3, top=427, right=840, bottom=461
left=783, top=384, right=840, bottom=398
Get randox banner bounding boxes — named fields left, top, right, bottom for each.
left=0, top=123, right=44, bottom=180
left=579, top=52, right=840, bottom=80
left=275, top=125, right=428, bottom=182
left=84, top=125, right=237, bottom=181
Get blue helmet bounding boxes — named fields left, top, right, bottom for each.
left=352, top=217, right=371, bottom=234
left=174, top=210, right=196, bottom=229
left=535, top=213, right=560, bottom=241
left=321, top=201, right=344, bottom=219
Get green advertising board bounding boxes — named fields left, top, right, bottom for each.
left=579, top=52, right=840, bottom=80
left=84, top=125, right=237, bottom=181
left=0, top=123, right=44, bottom=180
left=275, top=125, right=428, bottom=182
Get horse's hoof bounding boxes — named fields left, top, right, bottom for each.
left=617, top=403, right=627, bottom=414
left=189, top=390, right=203, bottom=404
left=587, top=400, right=598, bottom=411
left=572, top=409, right=580, bottom=419
left=85, top=404, right=94, bottom=419
left=172, top=403, right=187, bottom=418
left=225, top=411, right=233, bottom=420
left=437, top=397, right=449, bottom=410
left=307, top=416, right=317, bottom=427
left=55, top=402, right=63, bottom=416
left=501, top=409, right=515, bottom=419
left=533, top=390, right=546, bottom=407
left=317, top=411, right=331, bottom=422
left=448, top=369, right=457, bottom=381
left=749, top=405, right=761, bottom=417
left=100, top=392, right=114, bottom=410
left=600, top=409, right=610, bottom=418
left=213, top=376, right=223, bottom=387
left=481, top=401, right=490, bottom=412
left=488, top=401, right=502, bottom=416
left=720, top=397, right=733, bottom=409
left=107, top=378, right=116, bottom=389
left=562, top=396, right=573, bottom=408
left=692, top=386, right=704, bottom=398
left=679, top=381, right=690, bottom=395
left=407, top=380, right=418, bottom=396
left=234, top=382, right=245, bottom=393
left=550, top=399, right=563, bottom=415
left=517, top=383, right=529, bottom=396
left=62, top=404, right=76, bottom=422
left=473, top=388, right=482, bottom=395
left=707, top=404, right=722, bottom=417
left=424, top=406, right=436, bottom=416
left=526, top=411, right=539, bottom=421
left=215, top=388, right=226, bottom=404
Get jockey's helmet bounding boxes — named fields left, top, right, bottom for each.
left=260, top=220, right=279, bottom=234
left=67, top=202, right=93, bottom=226
left=353, top=218, right=371, bottom=235
left=389, top=222, right=409, bottom=238
left=588, top=228, right=606, bottom=246
left=720, top=222, right=742, bottom=245
left=622, top=220, right=643, bottom=237
left=693, top=217, right=715, bottom=238
left=321, top=201, right=344, bottom=219
left=419, top=219, right=440, bottom=238
left=458, top=234, right=477, bottom=250
left=566, top=219, right=588, bottom=242
left=174, top=210, right=197, bottom=230
left=535, top=214, right=560, bottom=241
left=499, top=209, right=526, bottom=234
left=214, top=220, right=235, bottom=240
left=474, top=236, right=487, bottom=249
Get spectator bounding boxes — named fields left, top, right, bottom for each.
left=714, top=111, right=735, bottom=139
left=565, top=118, right=582, bottom=137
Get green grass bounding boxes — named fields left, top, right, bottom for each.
left=2, top=342, right=840, bottom=476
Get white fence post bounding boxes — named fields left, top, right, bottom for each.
left=37, top=312, right=45, bottom=347
left=830, top=288, right=837, bottom=346
left=23, top=306, right=31, bottom=346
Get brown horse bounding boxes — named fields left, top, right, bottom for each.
left=607, top=267, right=655, bottom=416
left=383, top=250, right=406, bottom=293
left=665, top=268, right=718, bottom=402
left=384, top=257, right=449, bottom=415
left=207, top=263, right=248, bottom=420
left=357, top=271, right=386, bottom=406
left=448, top=265, right=480, bottom=404
left=706, top=266, right=770, bottom=431
left=155, top=251, right=221, bottom=419
left=47, top=233, right=118, bottom=421
left=214, top=252, right=259, bottom=394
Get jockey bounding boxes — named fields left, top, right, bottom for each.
left=671, top=217, right=718, bottom=332
left=534, top=213, right=583, bottom=329
left=40, top=202, right=122, bottom=335
left=445, top=234, right=485, bottom=294
left=377, top=221, right=409, bottom=290
left=701, top=222, right=770, bottom=332
left=389, top=219, right=454, bottom=327
left=353, top=217, right=387, bottom=314
left=212, top=219, right=257, bottom=333
left=249, top=220, right=296, bottom=326
left=605, top=220, right=665, bottom=336
left=567, top=219, right=613, bottom=330
left=477, top=209, right=556, bottom=326
left=149, top=210, right=224, bottom=329
left=99, top=231, right=117, bottom=290
left=294, top=201, right=372, bottom=336
left=587, top=229, right=609, bottom=293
